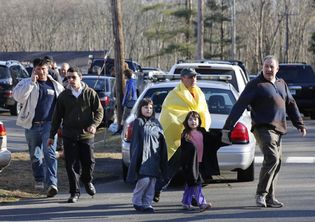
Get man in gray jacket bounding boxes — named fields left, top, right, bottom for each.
left=13, top=58, right=64, bottom=198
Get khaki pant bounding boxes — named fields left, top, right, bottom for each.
left=253, top=127, right=282, bottom=200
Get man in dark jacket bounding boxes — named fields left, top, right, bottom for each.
left=222, top=55, right=306, bottom=208
left=48, top=66, right=103, bottom=203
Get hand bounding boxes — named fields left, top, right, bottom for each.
left=48, top=138, right=54, bottom=146
left=221, top=129, right=232, bottom=145
left=299, top=128, right=307, bottom=137
left=31, top=71, right=38, bottom=83
left=86, top=125, right=96, bottom=134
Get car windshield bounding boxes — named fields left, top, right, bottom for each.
left=174, top=68, right=238, bottom=91
left=83, top=78, right=110, bottom=92
left=277, top=65, right=315, bottom=83
left=142, top=86, right=236, bottom=114
left=0, top=66, right=10, bottom=79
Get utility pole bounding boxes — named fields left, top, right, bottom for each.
left=283, top=2, right=297, bottom=63
left=111, top=0, right=125, bottom=126
left=231, top=0, right=236, bottom=60
left=195, top=0, right=204, bottom=60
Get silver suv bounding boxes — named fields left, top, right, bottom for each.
left=168, top=60, right=249, bottom=93
left=0, top=60, right=30, bottom=115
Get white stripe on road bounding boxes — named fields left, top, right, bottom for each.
left=255, top=156, right=315, bottom=164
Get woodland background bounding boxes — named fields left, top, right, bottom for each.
left=1, top=0, right=315, bottom=73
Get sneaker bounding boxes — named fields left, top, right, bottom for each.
left=153, top=191, right=160, bottom=203
left=34, top=181, right=44, bottom=190
left=256, top=195, right=266, bottom=207
left=133, top=204, right=144, bottom=212
left=47, top=185, right=58, bottom=198
left=67, top=193, right=80, bottom=203
left=199, top=203, right=211, bottom=212
left=182, top=204, right=193, bottom=211
left=266, top=198, right=284, bottom=208
left=84, top=182, right=96, bottom=196
left=143, top=207, right=154, bottom=213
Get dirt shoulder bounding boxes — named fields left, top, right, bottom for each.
left=0, top=128, right=122, bottom=203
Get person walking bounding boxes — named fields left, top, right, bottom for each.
left=121, top=69, right=137, bottom=125
left=222, top=55, right=307, bottom=208
left=12, top=58, right=64, bottom=197
left=59, top=62, right=70, bottom=84
left=48, top=66, right=104, bottom=203
left=126, top=98, right=168, bottom=213
left=156, top=68, right=211, bottom=201
left=180, top=111, right=218, bottom=212
left=44, top=55, right=62, bottom=83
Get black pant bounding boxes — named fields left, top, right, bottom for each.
left=63, top=137, right=95, bottom=194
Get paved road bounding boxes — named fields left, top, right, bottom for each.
left=0, top=112, right=314, bottom=221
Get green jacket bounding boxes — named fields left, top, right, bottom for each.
left=50, top=82, right=103, bottom=141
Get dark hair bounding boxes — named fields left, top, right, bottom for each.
left=182, top=111, right=202, bottom=137
left=67, top=66, right=82, bottom=77
left=123, top=69, right=133, bottom=79
left=33, top=58, right=48, bottom=67
left=137, top=97, right=154, bottom=118
left=44, top=55, right=54, bottom=62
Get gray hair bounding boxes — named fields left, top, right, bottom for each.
left=263, top=55, right=279, bottom=65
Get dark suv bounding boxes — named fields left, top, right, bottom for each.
left=88, top=57, right=143, bottom=75
left=277, top=63, right=315, bottom=119
left=0, top=60, right=30, bottom=115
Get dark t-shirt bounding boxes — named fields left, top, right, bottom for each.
left=33, top=79, right=56, bottom=122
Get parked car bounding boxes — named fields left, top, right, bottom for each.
left=82, top=75, right=116, bottom=127
left=168, top=60, right=249, bottom=93
left=0, top=60, right=30, bottom=115
left=0, top=121, right=11, bottom=172
left=88, top=57, right=143, bottom=75
left=121, top=79, right=256, bottom=183
left=277, top=63, right=315, bottom=119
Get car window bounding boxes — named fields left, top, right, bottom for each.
left=142, top=86, right=236, bottom=114
left=174, top=68, right=239, bottom=91
left=83, top=78, right=107, bottom=92
left=0, top=66, right=10, bottom=79
left=277, top=65, right=315, bottom=83
left=201, top=88, right=236, bottom=114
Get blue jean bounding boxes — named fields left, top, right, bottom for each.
left=25, top=121, right=57, bottom=187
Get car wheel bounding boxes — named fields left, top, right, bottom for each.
left=237, top=160, right=254, bottom=182
left=122, top=161, right=128, bottom=182
left=9, top=102, right=22, bottom=116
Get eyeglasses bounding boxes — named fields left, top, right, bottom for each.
left=66, top=75, right=77, bottom=80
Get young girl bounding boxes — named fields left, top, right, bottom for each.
left=126, top=98, right=168, bottom=213
left=180, top=111, right=219, bottom=212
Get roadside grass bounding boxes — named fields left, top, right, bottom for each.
left=0, top=129, right=122, bottom=203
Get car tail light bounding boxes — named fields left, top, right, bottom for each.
left=230, top=122, right=249, bottom=144
left=0, top=123, right=7, bottom=137
left=100, top=96, right=110, bottom=107
left=123, top=121, right=134, bottom=142
left=4, top=90, right=13, bottom=98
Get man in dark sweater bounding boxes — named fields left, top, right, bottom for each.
left=222, top=55, right=306, bottom=208
left=48, top=66, right=103, bottom=203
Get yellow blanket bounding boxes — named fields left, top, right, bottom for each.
left=159, top=82, right=211, bottom=160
